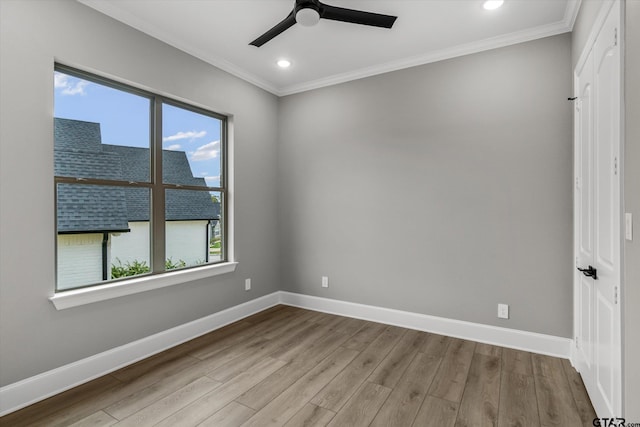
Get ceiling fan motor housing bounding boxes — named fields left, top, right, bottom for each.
left=295, top=0, right=321, bottom=26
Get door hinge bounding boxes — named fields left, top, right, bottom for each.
left=575, top=176, right=580, bottom=189
left=614, top=157, right=618, bottom=175
left=615, top=286, right=618, bottom=304
left=614, top=27, right=618, bottom=46
left=576, top=336, right=580, bottom=348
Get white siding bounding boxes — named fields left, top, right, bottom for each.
left=57, top=234, right=103, bottom=290
left=109, top=221, right=210, bottom=271
left=166, top=221, right=209, bottom=266
left=110, top=222, right=150, bottom=269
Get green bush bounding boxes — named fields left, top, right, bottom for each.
left=111, top=258, right=188, bottom=278
left=111, top=258, right=150, bottom=278
left=165, top=258, right=186, bottom=270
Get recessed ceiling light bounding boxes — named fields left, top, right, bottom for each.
left=483, top=0, right=504, bottom=10
left=277, top=59, right=291, bottom=68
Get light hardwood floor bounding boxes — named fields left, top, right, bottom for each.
left=0, top=305, right=596, bottom=427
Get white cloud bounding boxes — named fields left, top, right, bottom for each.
left=54, top=72, right=68, bottom=88
left=190, top=140, right=220, bottom=161
left=165, top=144, right=182, bottom=151
left=204, top=176, right=221, bottom=186
left=163, top=130, right=207, bottom=142
left=54, top=72, right=89, bottom=96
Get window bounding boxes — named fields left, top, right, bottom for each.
left=54, top=65, right=227, bottom=292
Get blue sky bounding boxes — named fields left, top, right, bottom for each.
left=54, top=71, right=222, bottom=188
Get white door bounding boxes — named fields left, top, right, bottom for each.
left=574, top=0, right=622, bottom=418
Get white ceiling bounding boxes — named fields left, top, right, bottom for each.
left=79, top=0, right=580, bottom=96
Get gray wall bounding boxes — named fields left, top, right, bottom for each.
left=278, top=34, right=573, bottom=337
left=571, top=0, right=640, bottom=417
left=0, top=0, right=280, bottom=386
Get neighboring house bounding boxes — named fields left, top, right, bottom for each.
left=55, top=118, right=219, bottom=290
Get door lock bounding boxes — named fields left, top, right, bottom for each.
left=577, top=265, right=598, bottom=280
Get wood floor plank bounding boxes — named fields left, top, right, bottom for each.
left=532, top=354, right=566, bottom=379
left=498, top=372, right=540, bottom=427
left=68, top=410, right=118, bottom=427
left=428, top=338, right=476, bottom=403
left=269, top=316, right=356, bottom=362
left=412, top=396, right=459, bottom=427
left=241, top=347, right=360, bottom=427
left=268, top=320, right=339, bottom=362
left=324, top=316, right=369, bottom=340
left=534, top=366, right=583, bottom=426
left=109, top=356, right=200, bottom=390
left=298, top=310, right=328, bottom=324
left=284, top=403, right=336, bottom=427
left=368, top=329, right=427, bottom=388
left=242, top=305, right=291, bottom=325
left=454, top=353, right=501, bottom=427
left=197, top=402, right=255, bottom=427
left=261, top=309, right=320, bottom=340
left=326, top=382, right=391, bottom=427
left=370, top=352, right=441, bottom=427
left=475, top=343, right=503, bottom=358
left=154, top=356, right=287, bottom=427
left=207, top=321, right=318, bottom=382
left=189, top=308, right=306, bottom=360
left=311, top=326, right=404, bottom=411
left=104, top=361, right=218, bottom=421
left=188, top=334, right=273, bottom=378
left=114, top=376, right=220, bottom=427
left=177, top=320, right=255, bottom=356
left=236, top=325, right=355, bottom=410
left=561, top=359, right=597, bottom=425
left=341, top=321, right=388, bottom=351
left=502, top=348, right=534, bottom=376
left=14, top=373, right=176, bottom=427
left=420, top=333, right=452, bottom=358
left=111, top=346, right=191, bottom=383
left=0, top=375, right=122, bottom=427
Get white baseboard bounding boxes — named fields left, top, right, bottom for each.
left=0, top=290, right=572, bottom=417
left=279, top=291, right=572, bottom=359
left=0, top=292, right=280, bottom=417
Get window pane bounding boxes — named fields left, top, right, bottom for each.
left=54, top=70, right=151, bottom=182
left=162, top=103, right=222, bottom=188
left=56, top=183, right=151, bottom=290
left=165, top=189, right=222, bottom=269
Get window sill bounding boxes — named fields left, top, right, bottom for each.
left=49, top=262, right=238, bottom=310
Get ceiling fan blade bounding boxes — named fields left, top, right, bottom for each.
left=319, top=3, right=397, bottom=28
left=249, top=11, right=296, bottom=47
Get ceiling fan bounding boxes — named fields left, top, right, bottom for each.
left=250, top=0, right=398, bottom=47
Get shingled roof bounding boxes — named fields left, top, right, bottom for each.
left=55, top=118, right=219, bottom=233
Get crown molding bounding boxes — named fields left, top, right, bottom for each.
left=279, top=19, right=573, bottom=96
left=564, top=0, right=583, bottom=31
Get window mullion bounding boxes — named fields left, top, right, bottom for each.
left=151, top=97, right=165, bottom=273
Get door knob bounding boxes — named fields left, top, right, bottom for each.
left=578, top=265, right=598, bottom=280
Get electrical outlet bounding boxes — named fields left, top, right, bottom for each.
left=245, top=278, right=251, bottom=291
left=321, top=276, right=329, bottom=288
left=498, top=304, right=509, bottom=319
